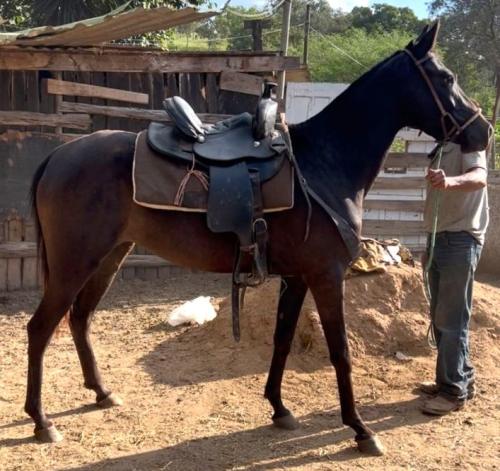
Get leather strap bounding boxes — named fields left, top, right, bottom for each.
left=403, top=49, right=481, bottom=142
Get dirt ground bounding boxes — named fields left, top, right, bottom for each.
left=0, top=265, right=498, bottom=471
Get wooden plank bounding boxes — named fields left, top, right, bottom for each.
left=0, top=111, right=90, bottom=130
left=0, top=49, right=301, bottom=73
left=58, top=101, right=230, bottom=124
left=121, top=267, right=136, bottom=280
left=46, top=78, right=149, bottom=105
left=0, top=259, right=7, bottom=291
left=90, top=71, right=107, bottom=131
left=384, top=153, right=430, bottom=168
left=364, top=199, right=425, bottom=212
left=22, top=257, right=38, bottom=289
left=371, top=177, right=425, bottom=191
left=363, top=220, right=425, bottom=236
left=7, top=258, right=22, bottom=290
left=123, top=254, right=171, bottom=268
left=23, top=219, right=37, bottom=242
left=0, top=242, right=37, bottom=258
left=205, top=74, right=218, bottom=113
left=219, top=71, right=263, bottom=96
left=7, top=216, right=23, bottom=242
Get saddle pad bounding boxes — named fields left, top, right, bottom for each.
left=133, top=131, right=294, bottom=213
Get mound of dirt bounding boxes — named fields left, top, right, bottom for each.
left=193, top=264, right=499, bottom=360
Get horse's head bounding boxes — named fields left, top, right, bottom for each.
left=399, top=21, right=492, bottom=153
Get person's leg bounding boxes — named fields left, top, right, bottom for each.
left=430, top=232, right=478, bottom=402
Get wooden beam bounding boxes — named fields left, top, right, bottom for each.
left=59, top=101, right=231, bottom=124
left=364, top=199, right=425, bottom=212
left=384, top=152, right=430, bottom=168
left=0, top=242, right=37, bottom=259
left=219, top=71, right=263, bottom=96
left=371, top=177, right=426, bottom=191
left=362, top=220, right=425, bottom=236
left=0, top=49, right=301, bottom=73
left=46, top=79, right=149, bottom=105
left=0, top=111, right=90, bottom=130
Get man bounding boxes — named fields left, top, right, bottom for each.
left=420, top=141, right=488, bottom=415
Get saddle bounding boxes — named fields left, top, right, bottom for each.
left=146, top=82, right=289, bottom=341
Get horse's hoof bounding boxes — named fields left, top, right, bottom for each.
left=356, top=435, right=385, bottom=456
left=96, top=393, right=123, bottom=408
left=272, top=414, right=300, bottom=430
left=34, top=425, right=63, bottom=443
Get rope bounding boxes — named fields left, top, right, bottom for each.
left=423, top=144, right=444, bottom=349
left=174, top=158, right=209, bottom=206
left=309, top=26, right=368, bottom=70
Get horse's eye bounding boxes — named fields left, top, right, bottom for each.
left=445, top=74, right=454, bottom=85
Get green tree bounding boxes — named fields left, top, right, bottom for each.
left=0, top=0, right=206, bottom=28
left=350, top=3, right=426, bottom=35
left=300, top=28, right=413, bottom=82
left=428, top=0, right=500, bottom=130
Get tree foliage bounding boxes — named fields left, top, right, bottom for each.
left=0, top=0, right=205, bottom=28
left=428, top=0, right=500, bottom=122
left=349, top=3, right=426, bottom=35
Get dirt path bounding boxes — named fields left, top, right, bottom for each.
left=0, top=267, right=498, bottom=471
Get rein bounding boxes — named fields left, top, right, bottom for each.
left=403, top=49, right=481, bottom=142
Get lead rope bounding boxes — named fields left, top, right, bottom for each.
left=423, top=144, right=444, bottom=349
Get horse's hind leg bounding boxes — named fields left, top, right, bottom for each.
left=264, top=276, right=307, bottom=430
left=69, top=242, right=134, bottom=408
left=306, top=268, right=385, bottom=456
left=25, top=281, right=88, bottom=443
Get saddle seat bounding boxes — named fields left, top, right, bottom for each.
left=145, top=83, right=289, bottom=342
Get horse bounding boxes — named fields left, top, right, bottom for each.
left=25, top=22, right=492, bottom=455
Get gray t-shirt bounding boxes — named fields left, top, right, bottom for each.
left=423, top=143, right=489, bottom=244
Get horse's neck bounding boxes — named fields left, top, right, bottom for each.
left=292, top=74, right=403, bottom=199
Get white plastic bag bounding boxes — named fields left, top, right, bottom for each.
left=167, top=296, right=217, bottom=326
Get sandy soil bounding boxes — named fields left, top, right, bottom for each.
left=0, top=266, right=498, bottom=471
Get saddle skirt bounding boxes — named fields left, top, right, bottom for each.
left=132, top=130, right=294, bottom=213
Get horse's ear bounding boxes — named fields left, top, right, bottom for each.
left=406, top=21, right=440, bottom=57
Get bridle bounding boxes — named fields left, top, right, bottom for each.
left=404, top=48, right=482, bottom=142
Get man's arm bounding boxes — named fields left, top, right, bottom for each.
left=426, top=167, right=487, bottom=191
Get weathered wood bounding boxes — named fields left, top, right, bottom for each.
left=384, top=153, right=430, bottom=168
left=121, top=266, right=136, bottom=280
left=205, top=74, right=218, bottom=113
left=0, top=48, right=301, bottom=73
left=364, top=200, right=425, bottom=212
left=123, top=254, right=171, bottom=268
left=0, top=111, right=90, bottom=130
left=7, top=217, right=23, bottom=242
left=46, top=78, right=149, bottom=105
left=363, top=220, right=425, bottom=236
left=0, top=259, right=7, bottom=291
left=220, top=71, right=263, bottom=96
left=7, top=258, right=22, bottom=290
left=371, top=177, right=426, bottom=191
left=22, top=257, right=38, bottom=289
left=58, top=101, right=230, bottom=123
left=0, top=242, right=37, bottom=258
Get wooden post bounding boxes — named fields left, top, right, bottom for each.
left=277, top=0, right=292, bottom=100
left=303, top=3, right=311, bottom=65
left=54, top=72, right=63, bottom=134
left=244, top=20, right=271, bottom=52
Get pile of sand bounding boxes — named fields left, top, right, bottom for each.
left=191, top=264, right=499, bottom=360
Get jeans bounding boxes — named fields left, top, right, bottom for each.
left=427, top=231, right=482, bottom=401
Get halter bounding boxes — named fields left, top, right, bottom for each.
left=403, top=48, right=482, bottom=142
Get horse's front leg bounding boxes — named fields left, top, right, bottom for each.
left=306, top=268, right=385, bottom=456
left=264, top=276, right=308, bottom=430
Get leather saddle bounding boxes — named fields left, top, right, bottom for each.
left=146, top=82, right=288, bottom=341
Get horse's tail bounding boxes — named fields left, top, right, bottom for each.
left=29, top=154, right=52, bottom=287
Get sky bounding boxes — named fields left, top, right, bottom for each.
left=218, top=0, right=429, bottom=19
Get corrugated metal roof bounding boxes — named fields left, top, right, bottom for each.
left=0, top=4, right=217, bottom=47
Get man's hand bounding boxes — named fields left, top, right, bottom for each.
left=426, top=167, right=487, bottom=192
left=426, top=168, right=449, bottom=189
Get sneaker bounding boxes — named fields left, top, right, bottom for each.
left=422, top=394, right=465, bottom=416
left=417, top=381, right=475, bottom=400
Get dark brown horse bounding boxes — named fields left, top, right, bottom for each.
left=25, top=23, right=491, bottom=455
